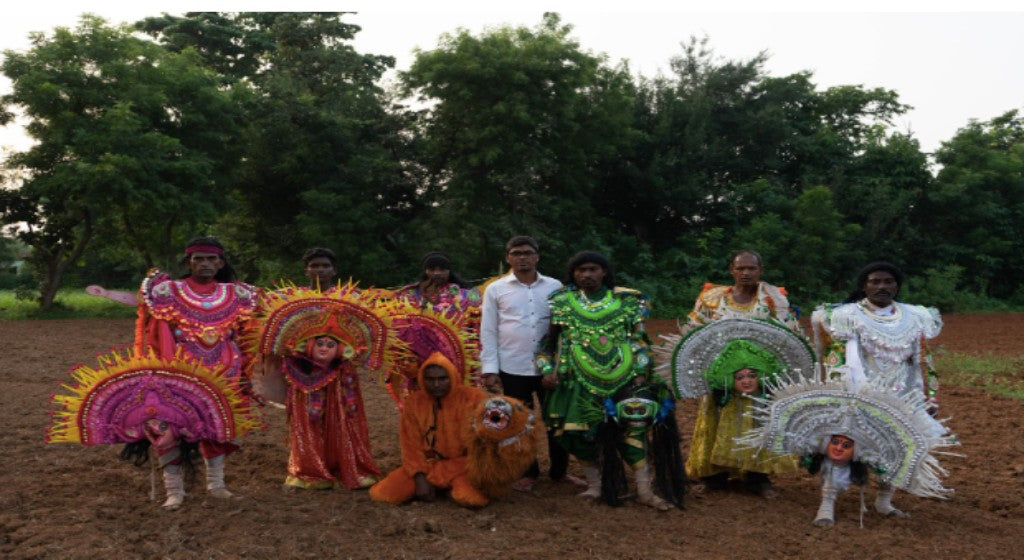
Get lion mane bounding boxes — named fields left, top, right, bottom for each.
left=462, top=396, right=539, bottom=496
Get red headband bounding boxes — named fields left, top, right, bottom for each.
left=185, top=244, right=224, bottom=256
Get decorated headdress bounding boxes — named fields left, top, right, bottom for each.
left=246, top=282, right=400, bottom=372
left=655, top=318, right=814, bottom=400
left=704, top=339, right=781, bottom=392
left=47, top=349, right=260, bottom=446
left=379, top=297, right=480, bottom=404
left=735, top=375, right=959, bottom=498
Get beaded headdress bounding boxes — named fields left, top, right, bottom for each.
left=47, top=349, right=260, bottom=446
left=655, top=317, right=815, bottom=399
left=378, top=297, right=480, bottom=404
left=246, top=282, right=399, bottom=372
left=735, top=375, right=959, bottom=498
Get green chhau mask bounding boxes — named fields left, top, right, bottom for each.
left=704, top=339, right=782, bottom=393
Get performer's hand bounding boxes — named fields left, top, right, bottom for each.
left=482, top=374, right=502, bottom=394
left=85, top=285, right=106, bottom=297
left=541, top=374, right=559, bottom=390
left=414, top=473, right=436, bottom=502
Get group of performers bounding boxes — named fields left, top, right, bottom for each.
left=47, top=236, right=958, bottom=528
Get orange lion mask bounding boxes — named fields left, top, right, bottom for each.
left=462, top=396, right=540, bottom=496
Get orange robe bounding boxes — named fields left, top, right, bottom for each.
left=370, top=353, right=489, bottom=507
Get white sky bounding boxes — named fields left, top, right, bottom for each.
left=2, top=1, right=1023, bottom=162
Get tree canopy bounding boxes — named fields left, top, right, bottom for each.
left=2, top=12, right=1021, bottom=313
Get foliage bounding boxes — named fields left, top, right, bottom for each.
left=914, top=110, right=1024, bottom=300
left=1, top=12, right=1021, bottom=313
left=0, top=289, right=137, bottom=319
left=401, top=13, right=637, bottom=278
left=138, top=12, right=415, bottom=285
left=0, top=15, right=240, bottom=309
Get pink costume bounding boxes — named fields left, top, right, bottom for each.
left=137, top=270, right=257, bottom=459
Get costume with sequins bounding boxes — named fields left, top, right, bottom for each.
left=246, top=284, right=399, bottom=490
left=537, top=286, right=651, bottom=462
left=136, top=270, right=257, bottom=459
left=682, top=281, right=802, bottom=479
left=811, top=300, right=942, bottom=404
left=137, top=270, right=256, bottom=380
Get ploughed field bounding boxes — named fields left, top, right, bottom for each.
left=1, top=314, right=1022, bottom=559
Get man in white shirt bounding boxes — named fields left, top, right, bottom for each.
left=481, top=236, right=581, bottom=492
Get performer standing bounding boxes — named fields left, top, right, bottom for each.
left=537, top=251, right=673, bottom=509
left=247, top=286, right=395, bottom=491
left=135, top=236, right=257, bottom=499
left=811, top=261, right=943, bottom=516
left=682, top=250, right=802, bottom=497
left=480, top=236, right=580, bottom=491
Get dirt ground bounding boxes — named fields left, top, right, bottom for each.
left=2, top=314, right=1023, bottom=559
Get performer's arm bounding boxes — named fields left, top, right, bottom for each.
left=922, top=338, right=939, bottom=413
left=537, top=324, right=562, bottom=390
left=85, top=285, right=139, bottom=306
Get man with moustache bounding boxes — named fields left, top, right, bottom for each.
left=136, top=236, right=257, bottom=506
left=811, top=261, right=943, bottom=518
left=302, top=247, right=339, bottom=290
left=480, top=236, right=580, bottom=492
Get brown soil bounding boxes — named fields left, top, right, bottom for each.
left=2, top=314, right=1023, bottom=559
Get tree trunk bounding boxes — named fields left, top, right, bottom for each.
left=37, top=212, right=93, bottom=311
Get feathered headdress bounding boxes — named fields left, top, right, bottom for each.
left=377, top=297, right=480, bottom=404
left=47, top=349, right=261, bottom=446
left=735, top=375, right=960, bottom=498
left=654, top=317, right=815, bottom=400
left=245, top=282, right=401, bottom=373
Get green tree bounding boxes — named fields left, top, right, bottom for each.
left=139, top=12, right=415, bottom=284
left=0, top=15, right=240, bottom=308
left=916, top=110, right=1024, bottom=299
left=400, top=13, right=637, bottom=277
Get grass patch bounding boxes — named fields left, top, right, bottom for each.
left=0, top=289, right=138, bottom=320
left=935, top=351, right=1024, bottom=400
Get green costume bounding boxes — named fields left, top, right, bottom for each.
left=537, top=286, right=651, bottom=462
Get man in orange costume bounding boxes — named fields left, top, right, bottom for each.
left=370, top=352, right=490, bottom=507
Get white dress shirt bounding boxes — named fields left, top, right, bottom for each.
left=480, top=272, right=562, bottom=376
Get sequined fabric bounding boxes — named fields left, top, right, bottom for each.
left=284, top=357, right=380, bottom=489
left=685, top=394, right=799, bottom=478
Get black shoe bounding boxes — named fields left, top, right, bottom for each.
left=744, top=472, right=777, bottom=499
left=701, top=472, right=729, bottom=491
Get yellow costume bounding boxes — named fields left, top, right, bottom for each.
left=684, top=282, right=802, bottom=480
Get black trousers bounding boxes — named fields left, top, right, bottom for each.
left=498, top=371, right=569, bottom=480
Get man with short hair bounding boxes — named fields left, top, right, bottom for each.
left=811, top=261, right=944, bottom=518
left=302, top=247, right=338, bottom=290
left=683, top=249, right=801, bottom=498
left=480, top=235, right=578, bottom=492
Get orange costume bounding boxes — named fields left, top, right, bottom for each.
left=370, top=353, right=489, bottom=507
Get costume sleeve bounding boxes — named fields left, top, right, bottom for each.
left=682, top=284, right=716, bottom=332
left=399, top=401, right=431, bottom=477
left=921, top=337, right=939, bottom=410
left=534, top=323, right=562, bottom=377
left=479, top=282, right=500, bottom=374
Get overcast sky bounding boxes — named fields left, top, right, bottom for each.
left=2, top=1, right=1022, bottom=162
